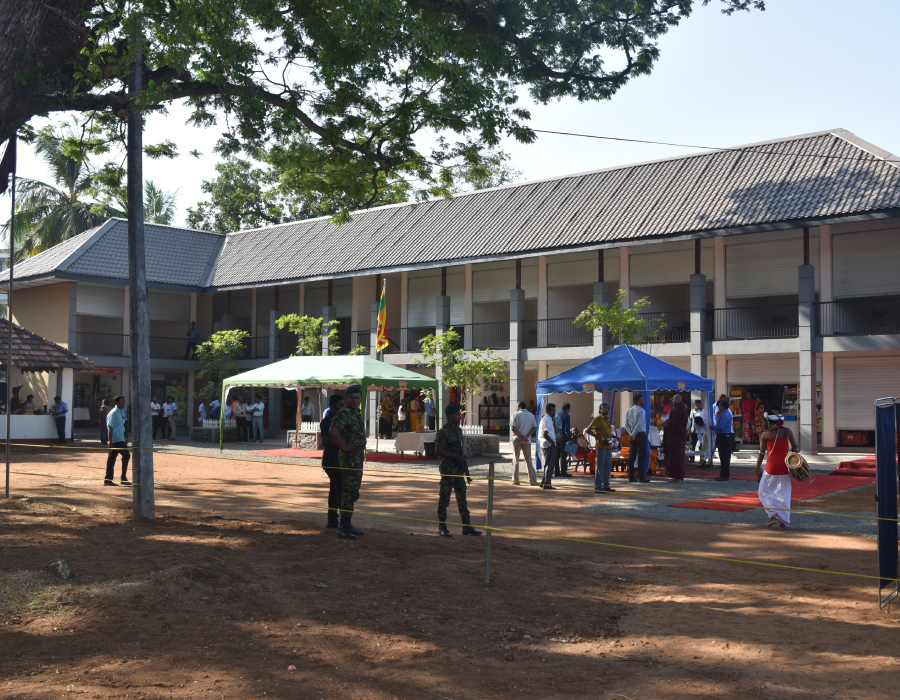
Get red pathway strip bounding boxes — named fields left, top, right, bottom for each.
left=251, top=448, right=437, bottom=463
left=668, top=473, right=875, bottom=512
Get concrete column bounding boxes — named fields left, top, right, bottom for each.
left=619, top=247, right=629, bottom=306
left=464, top=264, right=473, bottom=324
left=67, top=282, right=77, bottom=350
left=690, top=273, right=708, bottom=399
left=538, top=255, right=548, bottom=322
left=798, top=264, right=818, bottom=455
left=269, top=310, right=277, bottom=362
left=508, top=288, right=526, bottom=443
left=714, top=237, right=726, bottom=308
left=190, top=292, right=197, bottom=323
left=400, top=271, right=408, bottom=327
left=716, top=355, right=727, bottom=402
left=123, top=286, right=130, bottom=356
left=821, top=351, right=836, bottom=448
left=321, top=305, right=337, bottom=355
left=592, top=281, right=610, bottom=357
left=187, top=371, right=195, bottom=427
left=368, top=302, right=379, bottom=437
left=250, top=289, right=258, bottom=358
left=819, top=225, right=832, bottom=302
left=436, top=295, right=450, bottom=429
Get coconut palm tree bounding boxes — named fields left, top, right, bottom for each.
left=142, top=181, right=179, bottom=225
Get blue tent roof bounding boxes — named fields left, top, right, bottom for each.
left=536, top=345, right=714, bottom=395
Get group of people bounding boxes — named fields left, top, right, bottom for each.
left=226, top=395, right=266, bottom=442
left=148, top=395, right=180, bottom=440
left=377, top=393, right=436, bottom=439
left=322, top=386, right=481, bottom=540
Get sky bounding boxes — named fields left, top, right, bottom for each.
left=3, top=0, right=899, bottom=230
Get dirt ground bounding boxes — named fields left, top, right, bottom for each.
left=1, top=446, right=899, bottom=700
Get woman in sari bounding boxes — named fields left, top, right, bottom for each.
left=741, top=391, right=757, bottom=444
left=752, top=401, right=767, bottom=444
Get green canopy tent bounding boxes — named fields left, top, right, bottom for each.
left=219, top=356, right=439, bottom=451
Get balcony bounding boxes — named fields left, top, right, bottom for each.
left=629, top=310, right=691, bottom=345
left=335, top=329, right=371, bottom=355
left=455, top=322, right=510, bottom=350
left=76, top=332, right=129, bottom=357
left=382, top=327, right=436, bottom=355
left=522, top=318, right=591, bottom=348
left=818, top=297, right=900, bottom=337
left=708, top=305, right=799, bottom=341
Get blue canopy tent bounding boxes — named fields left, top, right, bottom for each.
left=535, top=345, right=716, bottom=475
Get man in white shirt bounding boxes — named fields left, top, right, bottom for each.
left=249, top=397, right=266, bottom=442
left=231, top=396, right=248, bottom=442
left=625, top=393, right=650, bottom=483
left=198, top=399, right=208, bottom=424
left=538, top=403, right=558, bottom=490
left=162, top=396, right=179, bottom=440
left=510, top=400, right=537, bottom=485
left=150, top=395, right=162, bottom=440
left=301, top=396, right=315, bottom=422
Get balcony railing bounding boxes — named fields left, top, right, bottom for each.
left=634, top=310, right=691, bottom=344
left=522, top=318, right=592, bottom=348
left=709, top=305, right=799, bottom=340
left=382, top=327, right=436, bottom=355
left=76, top=332, right=129, bottom=357
left=335, top=329, right=371, bottom=355
left=818, top=297, right=900, bottom=337
left=455, top=322, right=510, bottom=350
left=277, top=334, right=299, bottom=358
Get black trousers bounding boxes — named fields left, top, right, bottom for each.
left=151, top=415, right=161, bottom=439
left=540, top=445, right=556, bottom=486
left=324, top=465, right=343, bottom=522
left=235, top=416, right=248, bottom=441
left=716, top=433, right=732, bottom=478
left=627, top=431, right=648, bottom=481
left=184, top=340, right=198, bottom=359
left=55, top=416, right=67, bottom=444
left=555, top=434, right=570, bottom=475
left=105, top=441, right=130, bottom=481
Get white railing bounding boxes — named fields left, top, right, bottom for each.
left=203, top=419, right=236, bottom=428
left=462, top=425, right=484, bottom=436
left=299, top=421, right=320, bottom=433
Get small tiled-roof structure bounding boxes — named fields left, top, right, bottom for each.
left=0, top=319, right=92, bottom=372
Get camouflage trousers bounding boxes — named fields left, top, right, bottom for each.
left=437, top=464, right=469, bottom=523
left=339, top=455, right=364, bottom=516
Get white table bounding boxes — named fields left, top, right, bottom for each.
left=394, top=431, right=435, bottom=455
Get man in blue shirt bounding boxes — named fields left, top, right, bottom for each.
left=105, top=396, right=131, bottom=486
left=713, top=398, right=734, bottom=481
left=424, top=397, right=435, bottom=431
left=553, top=402, right=574, bottom=478
left=52, top=395, right=68, bottom=445
left=185, top=321, right=201, bottom=360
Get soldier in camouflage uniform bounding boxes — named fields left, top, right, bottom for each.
left=329, top=384, right=367, bottom=540
left=434, top=403, right=482, bottom=538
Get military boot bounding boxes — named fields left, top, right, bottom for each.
left=349, top=522, right=365, bottom=537
left=337, top=514, right=357, bottom=540
left=461, top=515, right=482, bottom=536
left=326, top=511, right=339, bottom=529
left=438, top=522, right=453, bottom=537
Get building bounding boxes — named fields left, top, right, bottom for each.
left=3, top=128, right=900, bottom=451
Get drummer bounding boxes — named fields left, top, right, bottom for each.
left=755, top=410, right=797, bottom=529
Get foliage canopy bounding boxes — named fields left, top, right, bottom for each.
left=574, top=288, right=667, bottom=346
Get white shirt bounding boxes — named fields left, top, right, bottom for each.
left=163, top=401, right=178, bottom=417
left=301, top=401, right=314, bottom=418
left=538, top=414, right=556, bottom=449
left=624, top=405, right=647, bottom=438
left=511, top=409, right=536, bottom=442
left=249, top=401, right=265, bottom=417
left=690, top=408, right=707, bottom=432
left=198, top=404, right=208, bottom=421
left=150, top=402, right=161, bottom=416
left=398, top=406, right=406, bottom=420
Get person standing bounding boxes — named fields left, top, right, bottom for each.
left=185, top=321, right=201, bottom=360
left=301, top=395, right=315, bottom=423
left=209, top=398, right=221, bottom=419
left=321, top=394, right=345, bottom=529
left=150, top=395, right=162, bottom=439
left=98, top=399, right=112, bottom=446
left=714, top=398, right=734, bottom=481
left=329, top=384, right=367, bottom=540
left=163, top=395, right=179, bottom=440
left=105, top=396, right=131, bottom=486
left=539, top=403, right=557, bottom=490
left=665, top=395, right=689, bottom=483
left=397, top=401, right=407, bottom=433
left=379, top=395, right=394, bottom=439
left=424, top=396, right=435, bottom=431
left=51, top=395, right=68, bottom=445
left=435, top=403, right=481, bottom=537
left=553, top=402, right=574, bottom=478
left=756, top=411, right=796, bottom=529
left=510, top=400, right=537, bottom=485
left=586, top=402, right=615, bottom=492
left=249, top=397, right=265, bottom=442
left=231, top=395, right=248, bottom=442
left=626, top=393, right=650, bottom=483
left=689, top=399, right=707, bottom=465
left=198, top=398, right=208, bottom=425
left=741, top=391, right=757, bottom=445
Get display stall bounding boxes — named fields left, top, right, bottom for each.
left=220, top=356, right=439, bottom=451
left=534, top=345, right=715, bottom=474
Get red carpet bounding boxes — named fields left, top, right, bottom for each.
left=833, top=455, right=876, bottom=476
left=668, top=473, right=875, bottom=512
left=251, top=448, right=437, bottom=462
left=570, top=467, right=758, bottom=481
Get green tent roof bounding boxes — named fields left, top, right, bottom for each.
left=223, top=355, right=438, bottom=392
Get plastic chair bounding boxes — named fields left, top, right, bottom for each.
left=571, top=436, right=592, bottom=473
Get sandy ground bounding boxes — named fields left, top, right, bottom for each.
left=1, top=445, right=899, bottom=699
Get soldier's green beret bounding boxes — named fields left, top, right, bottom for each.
left=445, top=403, right=462, bottom=416
left=346, top=384, right=362, bottom=394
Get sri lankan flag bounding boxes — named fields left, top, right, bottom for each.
left=375, top=281, right=389, bottom=351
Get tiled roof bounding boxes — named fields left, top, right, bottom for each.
left=1, top=219, right=225, bottom=288
left=210, top=129, right=900, bottom=287
left=0, top=318, right=92, bottom=371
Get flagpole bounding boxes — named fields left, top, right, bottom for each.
left=5, top=150, right=14, bottom=498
